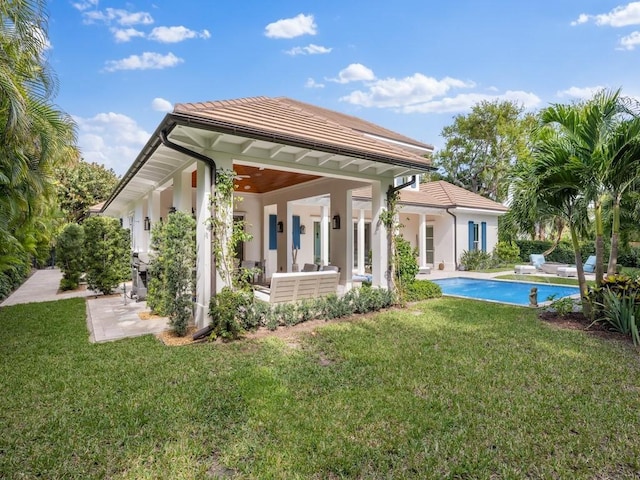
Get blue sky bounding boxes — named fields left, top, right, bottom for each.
left=46, top=0, right=640, bottom=175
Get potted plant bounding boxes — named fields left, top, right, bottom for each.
left=292, top=245, right=299, bottom=272
left=438, top=260, right=445, bottom=270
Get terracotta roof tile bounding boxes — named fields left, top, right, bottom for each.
left=173, top=96, right=432, bottom=166
left=352, top=180, right=508, bottom=212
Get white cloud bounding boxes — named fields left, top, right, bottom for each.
left=400, top=91, right=541, bottom=114
left=572, top=2, right=640, bottom=27
left=619, top=30, right=640, bottom=49
left=147, top=26, right=210, bottom=43
left=72, top=0, right=98, bottom=11
left=285, top=43, right=332, bottom=55
left=305, top=78, right=324, bottom=88
left=74, top=112, right=150, bottom=175
left=112, top=27, right=145, bottom=43
left=83, top=8, right=154, bottom=26
left=329, top=63, right=376, bottom=84
left=104, top=52, right=183, bottom=72
left=340, top=73, right=474, bottom=108
left=151, top=97, right=173, bottom=112
left=265, top=13, right=316, bottom=39
left=557, top=85, right=606, bottom=99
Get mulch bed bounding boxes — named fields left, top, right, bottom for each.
left=538, top=311, right=631, bottom=344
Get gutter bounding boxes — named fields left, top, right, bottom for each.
left=159, top=129, right=217, bottom=185
left=446, top=208, right=458, bottom=270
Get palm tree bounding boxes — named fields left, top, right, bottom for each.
left=601, top=117, right=640, bottom=274
left=0, top=0, right=77, bottom=273
left=540, top=89, right=636, bottom=286
left=510, top=128, right=592, bottom=312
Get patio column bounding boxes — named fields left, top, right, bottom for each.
left=320, top=205, right=329, bottom=266
left=418, top=214, right=427, bottom=269
left=133, top=201, right=145, bottom=253
left=275, top=201, right=292, bottom=272
left=357, top=209, right=365, bottom=275
left=173, top=170, right=192, bottom=213
left=147, top=190, right=161, bottom=234
left=329, top=188, right=352, bottom=285
left=371, top=179, right=391, bottom=289
left=194, top=161, right=212, bottom=329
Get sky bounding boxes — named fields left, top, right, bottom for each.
left=45, top=0, right=640, bottom=176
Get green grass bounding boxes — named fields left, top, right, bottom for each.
left=2, top=298, right=640, bottom=478
left=494, top=274, right=597, bottom=287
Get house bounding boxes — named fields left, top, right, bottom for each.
left=100, top=96, right=506, bottom=328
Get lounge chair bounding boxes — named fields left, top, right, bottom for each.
left=583, top=255, right=597, bottom=273
left=529, top=254, right=546, bottom=270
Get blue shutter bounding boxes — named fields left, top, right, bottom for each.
left=293, top=215, right=301, bottom=249
left=481, top=222, right=487, bottom=252
left=269, top=214, right=277, bottom=250
left=468, top=221, right=474, bottom=251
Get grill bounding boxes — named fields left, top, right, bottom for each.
left=131, top=252, right=149, bottom=301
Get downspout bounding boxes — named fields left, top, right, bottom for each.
left=159, top=129, right=217, bottom=184
left=446, top=208, right=457, bottom=270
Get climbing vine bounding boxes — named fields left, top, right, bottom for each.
left=379, top=187, right=401, bottom=296
left=210, top=169, right=253, bottom=289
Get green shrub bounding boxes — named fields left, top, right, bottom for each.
left=394, top=234, right=419, bottom=286
left=56, top=223, right=85, bottom=291
left=403, top=280, right=442, bottom=302
left=162, top=212, right=196, bottom=336
left=83, top=216, right=130, bottom=295
left=493, top=241, right=520, bottom=264
left=547, top=296, right=575, bottom=317
left=593, top=289, right=640, bottom=345
left=586, top=274, right=640, bottom=344
left=209, top=287, right=253, bottom=340
left=146, top=218, right=169, bottom=316
left=460, top=249, right=493, bottom=271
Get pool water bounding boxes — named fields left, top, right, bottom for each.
left=432, top=277, right=580, bottom=306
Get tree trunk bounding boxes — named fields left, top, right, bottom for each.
left=608, top=197, right=621, bottom=275
left=542, top=217, right=564, bottom=256
left=594, top=201, right=605, bottom=287
left=570, top=224, right=590, bottom=318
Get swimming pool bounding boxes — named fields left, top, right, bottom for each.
left=432, top=277, right=580, bottom=306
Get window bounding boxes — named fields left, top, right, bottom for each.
left=425, top=225, right=434, bottom=264
left=468, top=221, right=487, bottom=252
left=353, top=222, right=371, bottom=268
left=393, top=175, right=419, bottom=191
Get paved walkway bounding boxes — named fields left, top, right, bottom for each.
left=0, top=268, right=169, bottom=343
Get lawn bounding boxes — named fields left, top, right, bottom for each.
left=1, top=298, right=640, bottom=479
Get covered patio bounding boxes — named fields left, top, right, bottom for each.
left=101, top=97, right=434, bottom=327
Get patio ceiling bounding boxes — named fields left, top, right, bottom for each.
left=102, top=97, right=435, bottom=215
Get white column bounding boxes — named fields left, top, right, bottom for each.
left=320, top=205, right=329, bottom=266
left=357, top=209, right=365, bottom=275
left=275, top=201, right=291, bottom=272
left=147, top=190, right=161, bottom=227
left=419, top=214, right=427, bottom=268
left=194, top=162, right=212, bottom=329
left=173, top=170, right=192, bottom=213
left=133, top=201, right=145, bottom=253
left=329, top=188, right=352, bottom=286
left=371, top=179, right=391, bottom=288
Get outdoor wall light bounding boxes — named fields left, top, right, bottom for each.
left=332, top=215, right=341, bottom=230
left=277, top=221, right=284, bottom=233
left=299, top=224, right=306, bottom=235
left=143, top=216, right=151, bottom=231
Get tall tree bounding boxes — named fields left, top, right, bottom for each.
left=510, top=127, right=592, bottom=313
left=0, top=0, right=77, bottom=274
left=434, top=100, right=535, bottom=202
left=540, top=89, right=639, bottom=283
left=55, top=160, right=119, bottom=223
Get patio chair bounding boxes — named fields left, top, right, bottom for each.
left=583, top=255, right=597, bottom=273
left=320, top=265, right=340, bottom=272
left=302, top=263, right=319, bottom=272
left=529, top=254, right=546, bottom=270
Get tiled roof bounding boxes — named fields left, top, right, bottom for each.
left=173, top=96, right=432, bottom=166
left=352, top=180, right=508, bottom=212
